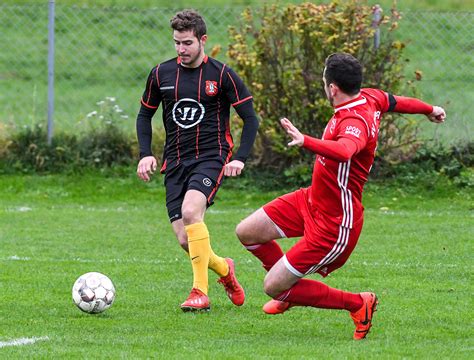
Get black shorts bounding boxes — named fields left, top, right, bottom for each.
left=164, top=157, right=226, bottom=222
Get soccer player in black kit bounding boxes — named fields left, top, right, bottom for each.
left=136, top=10, right=259, bottom=311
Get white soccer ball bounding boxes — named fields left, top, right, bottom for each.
left=72, top=272, right=116, bottom=314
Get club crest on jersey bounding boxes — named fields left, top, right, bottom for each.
left=205, top=80, right=218, bottom=96
left=172, top=98, right=205, bottom=129
left=345, top=125, right=362, bottom=138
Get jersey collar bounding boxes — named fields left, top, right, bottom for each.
left=334, top=94, right=367, bottom=113
left=177, top=55, right=209, bottom=66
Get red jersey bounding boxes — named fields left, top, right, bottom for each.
left=309, top=88, right=391, bottom=228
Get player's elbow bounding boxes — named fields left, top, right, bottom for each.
left=332, top=150, right=353, bottom=162
left=342, top=152, right=354, bottom=162
left=335, top=141, right=357, bottom=162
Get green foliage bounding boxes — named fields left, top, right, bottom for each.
left=0, top=96, right=169, bottom=174
left=228, top=1, right=420, bottom=174
left=0, top=98, right=136, bottom=173
left=371, top=141, right=474, bottom=188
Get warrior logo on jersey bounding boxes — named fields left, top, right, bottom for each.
left=205, top=80, right=218, bottom=96
left=172, top=98, right=205, bottom=129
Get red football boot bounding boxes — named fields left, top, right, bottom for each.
left=180, top=288, right=210, bottom=312
left=262, top=299, right=294, bottom=314
left=217, top=258, right=245, bottom=306
left=350, top=292, right=378, bottom=340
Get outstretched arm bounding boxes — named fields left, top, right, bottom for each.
left=280, top=118, right=359, bottom=162
left=389, top=94, right=446, bottom=123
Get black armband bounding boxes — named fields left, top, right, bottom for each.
left=387, top=93, right=397, bottom=112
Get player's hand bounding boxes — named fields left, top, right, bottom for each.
left=137, top=156, right=157, bottom=182
left=280, top=118, right=304, bottom=147
left=427, top=106, right=446, bottom=123
left=224, top=160, right=244, bottom=177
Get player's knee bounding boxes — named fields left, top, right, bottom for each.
left=235, top=220, right=251, bottom=244
left=263, top=279, right=278, bottom=298
left=181, top=205, right=201, bottom=225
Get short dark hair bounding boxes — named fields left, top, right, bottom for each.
left=170, top=10, right=207, bottom=39
left=324, top=53, right=362, bottom=95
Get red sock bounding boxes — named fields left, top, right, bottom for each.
left=281, top=279, right=363, bottom=312
left=244, top=240, right=284, bottom=272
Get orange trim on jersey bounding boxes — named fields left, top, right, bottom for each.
left=160, top=159, right=167, bottom=174
left=195, top=125, right=200, bottom=159
left=207, top=151, right=233, bottom=203
left=196, top=67, right=203, bottom=159
left=145, top=66, right=159, bottom=105
left=232, top=95, right=253, bottom=107
left=175, top=67, right=181, bottom=164
left=176, top=126, right=181, bottom=165
left=227, top=72, right=240, bottom=101
left=155, top=65, right=160, bottom=87
left=217, top=99, right=222, bottom=156
left=177, top=57, right=181, bottom=64
left=198, top=67, right=203, bottom=102
left=175, top=67, right=180, bottom=101
left=140, top=99, right=158, bottom=109
left=225, top=119, right=234, bottom=150
left=217, top=64, right=226, bottom=156
left=219, top=64, right=226, bottom=87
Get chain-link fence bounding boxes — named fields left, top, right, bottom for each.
left=396, top=10, right=474, bottom=143
left=1, top=4, right=472, bottom=142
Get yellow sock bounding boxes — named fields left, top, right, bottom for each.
left=208, top=247, right=230, bottom=277
left=185, top=222, right=210, bottom=295
left=182, top=238, right=229, bottom=277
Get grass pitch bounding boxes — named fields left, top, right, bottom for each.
left=0, top=170, right=472, bottom=358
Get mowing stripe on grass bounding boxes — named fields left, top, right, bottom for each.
left=0, top=336, right=49, bottom=348
left=2, top=256, right=464, bottom=269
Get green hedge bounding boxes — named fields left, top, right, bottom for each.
left=0, top=120, right=471, bottom=191
left=227, top=1, right=425, bottom=179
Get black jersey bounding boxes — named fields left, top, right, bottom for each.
left=140, top=55, right=253, bottom=171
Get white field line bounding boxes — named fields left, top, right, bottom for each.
left=2, top=206, right=256, bottom=214
left=4, top=206, right=32, bottom=212
left=0, top=336, right=49, bottom=348
left=1, top=255, right=465, bottom=269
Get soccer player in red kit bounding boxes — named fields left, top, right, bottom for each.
left=235, top=53, right=446, bottom=339
left=136, top=10, right=259, bottom=312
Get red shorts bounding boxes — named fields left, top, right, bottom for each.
left=262, top=187, right=363, bottom=277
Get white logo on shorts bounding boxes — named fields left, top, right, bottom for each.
left=203, top=178, right=212, bottom=187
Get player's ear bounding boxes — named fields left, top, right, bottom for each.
left=329, top=83, right=338, bottom=97
left=200, top=34, right=208, bottom=46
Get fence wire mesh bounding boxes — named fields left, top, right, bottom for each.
left=1, top=4, right=472, bottom=142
